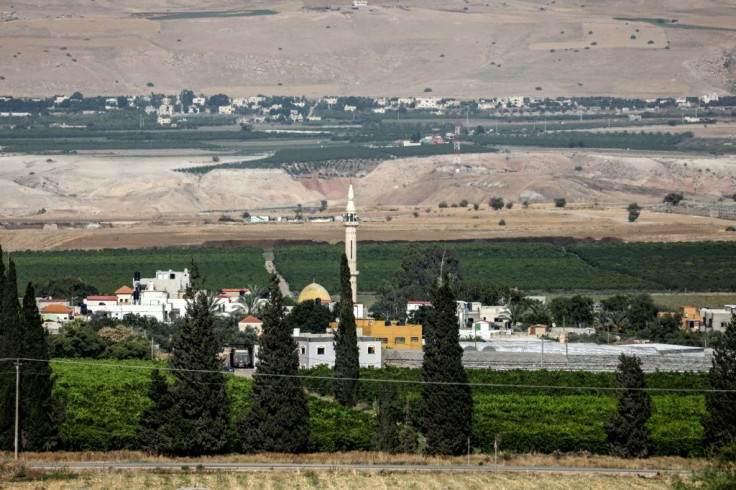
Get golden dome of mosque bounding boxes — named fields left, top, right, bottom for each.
left=297, top=283, right=332, bottom=304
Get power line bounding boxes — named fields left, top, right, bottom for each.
left=15, top=357, right=735, bottom=393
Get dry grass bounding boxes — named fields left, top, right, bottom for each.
left=1, top=468, right=677, bottom=490
left=4, top=450, right=706, bottom=470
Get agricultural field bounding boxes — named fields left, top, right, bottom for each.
left=6, top=246, right=269, bottom=295
left=568, top=241, right=736, bottom=291
left=7, top=240, right=736, bottom=297
left=274, top=240, right=736, bottom=294
left=48, top=360, right=709, bottom=457
left=471, top=130, right=693, bottom=152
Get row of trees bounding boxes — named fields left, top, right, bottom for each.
left=0, top=247, right=61, bottom=452
left=606, top=314, right=736, bottom=461
left=136, top=252, right=474, bottom=455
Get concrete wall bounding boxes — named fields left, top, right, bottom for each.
left=383, top=349, right=712, bottom=373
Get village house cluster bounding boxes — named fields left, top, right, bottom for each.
left=32, top=185, right=732, bottom=370
left=6, top=91, right=727, bottom=126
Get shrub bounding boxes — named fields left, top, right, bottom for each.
left=458, top=199, right=469, bottom=208
left=438, top=201, right=448, bottom=209
left=499, top=219, right=506, bottom=226
left=489, top=197, right=504, bottom=210
left=663, top=192, right=684, bottom=206
left=554, top=198, right=567, bottom=208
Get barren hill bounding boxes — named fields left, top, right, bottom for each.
left=0, top=0, right=734, bottom=98
left=1, top=150, right=734, bottom=220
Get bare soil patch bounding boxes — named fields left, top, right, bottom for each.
left=0, top=0, right=734, bottom=97
left=1, top=147, right=736, bottom=251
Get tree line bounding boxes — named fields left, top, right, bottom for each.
left=1, top=246, right=735, bottom=464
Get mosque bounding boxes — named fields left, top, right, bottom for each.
left=295, top=185, right=423, bottom=350
left=296, top=183, right=362, bottom=316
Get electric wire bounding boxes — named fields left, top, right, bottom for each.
left=7, top=357, right=734, bottom=393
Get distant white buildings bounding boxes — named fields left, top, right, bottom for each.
left=293, top=328, right=381, bottom=369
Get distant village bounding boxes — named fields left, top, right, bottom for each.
left=1, top=91, right=731, bottom=128
left=31, top=186, right=735, bottom=373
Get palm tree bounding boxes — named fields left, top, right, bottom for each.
left=500, top=302, right=529, bottom=330
left=595, top=310, right=629, bottom=344
left=525, top=300, right=552, bottom=325
left=231, top=284, right=264, bottom=317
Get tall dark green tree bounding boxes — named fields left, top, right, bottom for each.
left=703, top=314, right=736, bottom=459
left=420, top=276, right=473, bottom=455
left=0, top=259, right=22, bottom=449
left=138, top=369, right=175, bottom=453
left=239, top=273, right=310, bottom=453
left=373, top=383, right=401, bottom=453
left=138, top=262, right=230, bottom=455
left=19, top=283, right=61, bottom=450
left=334, top=253, right=359, bottom=407
left=604, top=354, right=651, bottom=458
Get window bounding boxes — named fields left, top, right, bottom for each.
left=410, top=337, right=419, bottom=343
left=169, top=273, right=176, bottom=279
left=317, top=346, right=325, bottom=355
left=300, top=346, right=306, bottom=355
left=395, top=337, right=405, bottom=344
left=367, top=345, right=376, bottom=354
left=378, top=337, right=388, bottom=344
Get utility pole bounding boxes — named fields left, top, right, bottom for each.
left=540, top=338, right=544, bottom=368
left=14, top=358, right=20, bottom=461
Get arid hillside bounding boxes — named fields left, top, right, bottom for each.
left=1, top=149, right=735, bottom=220
left=0, top=0, right=734, bottom=98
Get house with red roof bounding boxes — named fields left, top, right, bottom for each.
left=115, top=285, right=135, bottom=304
left=238, top=315, right=263, bottom=335
left=40, top=303, right=73, bottom=323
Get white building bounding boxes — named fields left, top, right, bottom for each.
left=294, top=329, right=381, bottom=369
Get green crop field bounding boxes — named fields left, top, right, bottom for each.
left=149, top=9, right=277, bottom=21
left=274, top=241, right=658, bottom=294
left=275, top=240, right=736, bottom=294
left=48, top=360, right=709, bottom=456
left=6, top=246, right=269, bottom=295
left=568, top=241, right=736, bottom=291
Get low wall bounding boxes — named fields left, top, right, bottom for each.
left=383, top=349, right=712, bottom=372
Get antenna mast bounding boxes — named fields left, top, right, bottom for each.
left=453, top=120, right=462, bottom=173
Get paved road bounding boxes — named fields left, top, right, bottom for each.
left=25, top=461, right=690, bottom=475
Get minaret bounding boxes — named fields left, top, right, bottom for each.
left=344, top=184, right=359, bottom=303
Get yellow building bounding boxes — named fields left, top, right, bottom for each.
left=330, top=318, right=423, bottom=350
left=680, top=305, right=703, bottom=330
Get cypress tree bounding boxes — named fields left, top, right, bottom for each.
left=0, top=259, right=22, bottom=450
left=239, top=273, right=310, bottom=453
left=138, top=369, right=175, bottom=453
left=19, top=283, right=61, bottom=450
left=604, top=353, right=651, bottom=458
left=703, top=315, right=736, bottom=459
left=139, top=262, right=230, bottom=455
left=420, top=276, right=473, bottom=455
left=334, top=253, right=359, bottom=407
left=373, top=383, right=401, bottom=453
